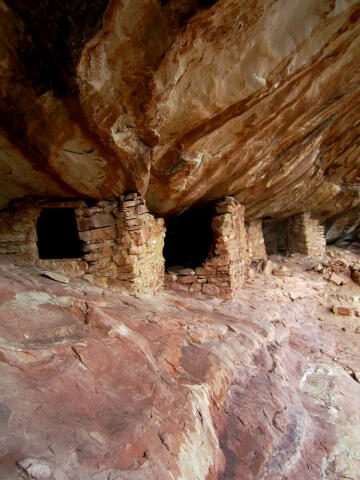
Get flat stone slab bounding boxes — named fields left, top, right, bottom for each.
left=41, top=270, right=70, bottom=284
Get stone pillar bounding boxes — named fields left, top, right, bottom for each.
left=287, top=212, right=325, bottom=257
left=246, top=219, right=267, bottom=262
left=76, top=193, right=166, bottom=295
left=76, top=200, right=118, bottom=285
left=165, top=197, right=250, bottom=299
left=112, top=194, right=165, bottom=295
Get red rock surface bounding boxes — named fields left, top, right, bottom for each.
left=0, top=0, right=359, bottom=238
left=1, top=248, right=360, bottom=479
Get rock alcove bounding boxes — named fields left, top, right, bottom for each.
left=0, top=0, right=360, bottom=478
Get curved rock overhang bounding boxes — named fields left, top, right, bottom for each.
left=0, top=0, right=359, bottom=241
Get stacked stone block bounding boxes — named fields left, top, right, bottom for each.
left=165, top=197, right=250, bottom=299
left=246, top=219, right=267, bottom=261
left=0, top=194, right=165, bottom=296
left=112, top=194, right=165, bottom=295
left=75, top=200, right=118, bottom=285
left=287, top=212, right=325, bottom=258
left=0, top=199, right=87, bottom=276
left=0, top=206, right=39, bottom=262
left=75, top=194, right=165, bottom=295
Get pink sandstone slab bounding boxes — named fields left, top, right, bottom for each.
left=0, top=250, right=360, bottom=479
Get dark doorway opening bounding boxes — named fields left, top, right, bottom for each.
left=37, top=208, right=83, bottom=259
left=263, top=219, right=287, bottom=255
left=163, top=205, right=214, bottom=270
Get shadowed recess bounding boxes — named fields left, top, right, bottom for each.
left=37, top=208, right=83, bottom=259
left=263, top=219, right=288, bottom=255
left=7, top=0, right=110, bottom=95
left=163, top=205, right=214, bottom=269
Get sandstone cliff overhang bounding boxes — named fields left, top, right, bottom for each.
left=0, top=0, right=359, bottom=241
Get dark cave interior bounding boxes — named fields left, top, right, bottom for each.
left=163, top=205, right=214, bottom=269
left=37, top=208, right=83, bottom=259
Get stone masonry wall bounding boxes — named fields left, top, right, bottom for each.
left=0, top=204, right=40, bottom=263
left=76, top=194, right=165, bottom=295
left=287, top=212, right=326, bottom=258
left=246, top=219, right=267, bottom=262
left=0, top=199, right=87, bottom=276
left=0, top=194, right=165, bottom=295
left=165, top=197, right=250, bottom=299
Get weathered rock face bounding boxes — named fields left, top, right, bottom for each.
left=0, top=0, right=359, bottom=236
left=1, top=249, right=360, bottom=479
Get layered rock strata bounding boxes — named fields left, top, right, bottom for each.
left=0, top=0, right=359, bottom=240
left=165, top=197, right=250, bottom=299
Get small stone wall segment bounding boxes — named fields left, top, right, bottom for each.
left=76, top=193, right=165, bottom=295
left=246, top=219, right=267, bottom=261
left=165, top=197, right=250, bottom=299
left=0, top=206, right=39, bottom=262
left=75, top=200, right=118, bottom=286
left=287, top=212, right=326, bottom=258
left=113, top=194, right=166, bottom=296
left=0, top=195, right=166, bottom=296
left=0, top=199, right=86, bottom=273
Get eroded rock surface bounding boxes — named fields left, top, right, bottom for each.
left=0, top=0, right=359, bottom=237
left=1, top=249, right=360, bottom=479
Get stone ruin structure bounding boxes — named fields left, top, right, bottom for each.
left=287, top=212, right=326, bottom=258
left=76, top=195, right=165, bottom=295
left=246, top=219, right=267, bottom=262
left=263, top=212, right=326, bottom=259
left=165, top=197, right=250, bottom=299
left=0, top=194, right=165, bottom=296
left=0, top=193, right=327, bottom=298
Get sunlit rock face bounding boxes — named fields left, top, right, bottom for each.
left=0, top=0, right=359, bottom=233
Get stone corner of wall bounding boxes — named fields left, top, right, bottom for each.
left=165, top=196, right=250, bottom=300
left=77, top=193, right=166, bottom=296
left=286, top=211, right=326, bottom=258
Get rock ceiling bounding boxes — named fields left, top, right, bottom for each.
left=0, top=0, right=359, bottom=228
